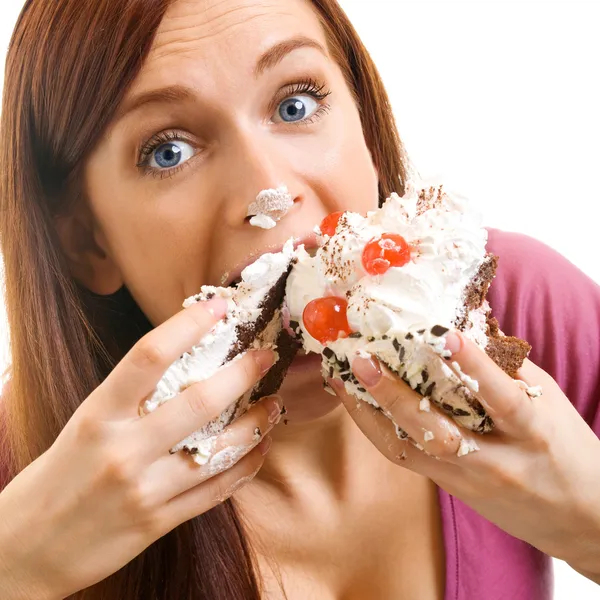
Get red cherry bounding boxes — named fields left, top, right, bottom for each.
left=302, top=297, right=353, bottom=344
left=362, top=233, right=411, bottom=275
left=319, top=211, right=345, bottom=237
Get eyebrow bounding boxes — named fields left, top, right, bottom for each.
left=117, top=37, right=328, bottom=121
left=116, top=85, right=195, bottom=122
left=254, top=36, right=328, bottom=77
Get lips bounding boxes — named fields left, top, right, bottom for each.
left=222, top=232, right=319, bottom=288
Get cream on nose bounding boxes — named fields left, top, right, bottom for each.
left=246, top=185, right=293, bottom=229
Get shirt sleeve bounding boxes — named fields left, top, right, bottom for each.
left=486, top=228, right=600, bottom=436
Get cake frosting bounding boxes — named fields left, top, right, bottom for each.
left=142, top=239, right=296, bottom=464
left=286, top=181, right=531, bottom=444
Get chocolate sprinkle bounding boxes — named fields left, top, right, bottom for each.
left=424, top=382, right=436, bottom=397
left=453, top=408, right=470, bottom=417
left=349, top=332, right=363, bottom=339
left=289, top=320, right=300, bottom=331
left=421, top=370, right=429, bottom=384
left=323, top=347, right=335, bottom=360
left=399, top=346, right=406, bottom=361
left=341, top=373, right=351, bottom=382
left=431, top=325, right=450, bottom=337
left=406, top=333, right=414, bottom=340
left=417, top=329, right=426, bottom=335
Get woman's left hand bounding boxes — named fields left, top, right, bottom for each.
left=329, top=331, right=600, bottom=583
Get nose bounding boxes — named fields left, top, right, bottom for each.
left=220, top=128, right=302, bottom=228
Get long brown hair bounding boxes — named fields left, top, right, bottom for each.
left=0, top=0, right=409, bottom=597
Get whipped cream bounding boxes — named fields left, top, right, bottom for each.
left=247, top=186, right=294, bottom=229
left=286, top=180, right=494, bottom=435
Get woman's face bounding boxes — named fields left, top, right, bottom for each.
left=82, top=0, right=379, bottom=417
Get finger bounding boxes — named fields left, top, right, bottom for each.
left=162, top=442, right=270, bottom=529
left=145, top=396, right=282, bottom=501
left=138, top=350, right=276, bottom=456
left=97, top=297, right=229, bottom=415
left=346, top=358, right=483, bottom=462
left=331, top=378, right=467, bottom=480
left=440, top=331, right=536, bottom=438
left=516, top=358, right=556, bottom=392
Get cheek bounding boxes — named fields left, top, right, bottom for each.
left=85, top=169, right=217, bottom=324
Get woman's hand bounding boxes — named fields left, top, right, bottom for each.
left=331, top=331, right=600, bottom=584
left=0, top=297, right=281, bottom=600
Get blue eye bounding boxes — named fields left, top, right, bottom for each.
left=150, top=140, right=195, bottom=169
left=276, top=95, right=319, bottom=123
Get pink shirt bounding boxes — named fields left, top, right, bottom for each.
left=440, top=229, right=600, bottom=599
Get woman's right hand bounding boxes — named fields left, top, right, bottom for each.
left=0, top=297, right=280, bottom=600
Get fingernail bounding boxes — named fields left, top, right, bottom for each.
left=264, top=395, right=283, bottom=424
left=258, top=436, right=272, bottom=456
left=444, top=331, right=462, bottom=356
left=352, top=355, right=382, bottom=388
left=203, top=296, right=228, bottom=319
left=253, top=350, right=276, bottom=377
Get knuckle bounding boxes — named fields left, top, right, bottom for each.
left=184, top=383, right=213, bottom=421
left=382, top=388, right=405, bottom=416
left=497, top=388, right=526, bottom=424
left=238, top=354, right=260, bottom=383
left=429, top=439, right=456, bottom=460
left=184, top=305, right=216, bottom=332
left=130, top=338, right=167, bottom=371
left=122, top=483, right=156, bottom=528
left=100, top=451, right=135, bottom=487
left=72, top=413, right=108, bottom=445
left=486, top=459, right=521, bottom=490
left=527, top=425, right=552, bottom=453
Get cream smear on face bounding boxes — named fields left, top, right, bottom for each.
left=247, top=186, right=294, bottom=229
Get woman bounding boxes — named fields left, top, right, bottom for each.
left=0, top=0, right=599, bottom=598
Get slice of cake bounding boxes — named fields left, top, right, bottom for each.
left=143, top=239, right=300, bottom=464
left=285, top=181, right=530, bottom=439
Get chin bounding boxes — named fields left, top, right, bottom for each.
left=277, top=352, right=341, bottom=423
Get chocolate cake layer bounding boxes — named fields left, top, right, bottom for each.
left=485, top=317, right=531, bottom=379
left=250, top=329, right=301, bottom=403
left=224, top=262, right=294, bottom=363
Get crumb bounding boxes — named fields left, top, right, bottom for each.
left=457, top=438, right=480, bottom=457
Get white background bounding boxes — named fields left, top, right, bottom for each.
left=0, top=1, right=599, bottom=597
